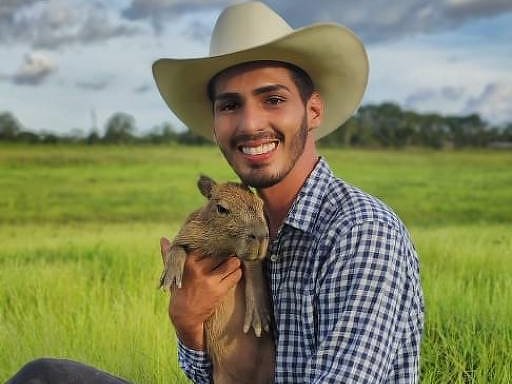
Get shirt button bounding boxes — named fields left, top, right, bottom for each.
left=270, top=254, right=278, bottom=262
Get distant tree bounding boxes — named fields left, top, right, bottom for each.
left=67, top=128, right=85, bottom=143
left=368, top=103, right=415, bottom=147
left=412, top=113, right=447, bottom=149
left=16, top=131, right=40, bottom=143
left=0, top=111, right=23, bottom=140
left=161, top=122, right=179, bottom=141
left=41, top=133, right=59, bottom=144
left=447, top=114, right=488, bottom=148
left=177, top=129, right=211, bottom=146
left=145, top=122, right=179, bottom=144
left=103, top=112, right=137, bottom=143
left=502, top=123, right=512, bottom=141
left=86, top=130, right=101, bottom=145
left=2, top=105, right=508, bottom=148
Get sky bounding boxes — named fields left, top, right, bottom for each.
left=1, top=0, right=511, bottom=135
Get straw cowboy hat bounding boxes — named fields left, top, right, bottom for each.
left=152, top=1, right=369, bottom=141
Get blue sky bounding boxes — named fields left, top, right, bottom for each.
left=1, top=0, right=511, bottom=135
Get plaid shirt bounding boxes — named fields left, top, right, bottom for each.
left=177, top=158, right=424, bottom=383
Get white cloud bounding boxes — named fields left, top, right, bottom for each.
left=405, top=86, right=466, bottom=110
left=122, top=0, right=229, bottom=34
left=464, top=83, right=512, bottom=124
left=115, top=0, right=512, bottom=46
left=12, top=52, right=57, bottom=85
left=0, top=0, right=140, bottom=49
left=361, top=24, right=512, bottom=125
left=264, top=0, right=512, bottom=43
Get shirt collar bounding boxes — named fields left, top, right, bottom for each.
left=283, top=157, right=334, bottom=234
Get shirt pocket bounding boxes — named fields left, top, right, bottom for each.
left=277, top=280, right=317, bottom=354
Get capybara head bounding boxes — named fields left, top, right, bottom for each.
left=197, top=175, right=269, bottom=262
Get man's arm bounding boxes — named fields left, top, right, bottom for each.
left=305, top=220, right=423, bottom=383
left=170, top=252, right=242, bottom=383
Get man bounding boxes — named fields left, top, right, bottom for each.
left=152, top=1, right=424, bottom=383
left=7, top=2, right=423, bottom=383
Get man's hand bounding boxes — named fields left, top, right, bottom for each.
left=169, top=251, right=242, bottom=351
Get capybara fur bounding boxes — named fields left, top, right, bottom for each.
left=160, top=175, right=274, bottom=383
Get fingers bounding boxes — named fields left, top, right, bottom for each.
left=167, top=251, right=243, bottom=350
left=183, top=252, right=242, bottom=295
left=187, top=250, right=241, bottom=279
left=214, top=257, right=242, bottom=284
left=219, top=262, right=243, bottom=288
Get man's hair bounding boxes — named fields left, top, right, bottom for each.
left=207, top=61, right=315, bottom=105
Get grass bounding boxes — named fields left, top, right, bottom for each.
left=1, top=144, right=511, bottom=383
left=0, top=223, right=185, bottom=383
left=415, top=225, right=512, bottom=383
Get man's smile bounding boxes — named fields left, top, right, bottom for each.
left=240, top=141, right=278, bottom=156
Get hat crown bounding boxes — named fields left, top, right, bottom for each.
left=209, top=1, right=292, bottom=56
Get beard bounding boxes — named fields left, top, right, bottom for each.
left=220, top=115, right=309, bottom=189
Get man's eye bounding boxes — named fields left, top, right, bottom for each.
left=217, top=101, right=238, bottom=112
left=266, top=96, right=285, bottom=105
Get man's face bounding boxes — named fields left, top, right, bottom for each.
left=212, top=64, right=314, bottom=188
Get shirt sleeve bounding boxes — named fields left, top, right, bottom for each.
left=177, top=339, right=213, bottom=383
left=304, top=220, right=420, bottom=383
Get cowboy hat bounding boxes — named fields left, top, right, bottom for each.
left=152, top=1, right=369, bottom=141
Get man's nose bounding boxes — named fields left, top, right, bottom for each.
left=238, top=101, right=266, bottom=134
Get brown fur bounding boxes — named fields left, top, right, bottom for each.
left=159, top=175, right=275, bottom=383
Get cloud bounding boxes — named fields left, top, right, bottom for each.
left=134, top=83, right=152, bottom=93
left=444, top=0, right=512, bottom=20
left=0, top=0, right=42, bottom=22
left=11, top=52, right=57, bottom=85
left=0, top=0, right=41, bottom=42
left=405, top=83, right=512, bottom=124
left=405, top=86, right=465, bottom=109
left=120, top=0, right=512, bottom=43
left=464, top=82, right=512, bottom=124
left=441, top=86, right=465, bottom=100
left=181, top=20, right=213, bottom=42
left=75, top=79, right=110, bottom=91
left=263, top=0, right=512, bottom=43
left=121, top=0, right=229, bottom=34
left=405, top=89, right=438, bottom=107
left=6, top=1, right=510, bottom=47
left=0, top=0, right=139, bottom=49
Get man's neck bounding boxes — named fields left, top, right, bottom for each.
left=257, top=137, right=319, bottom=239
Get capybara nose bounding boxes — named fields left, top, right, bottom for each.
left=250, top=224, right=269, bottom=241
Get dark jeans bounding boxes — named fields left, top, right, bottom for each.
left=6, top=358, right=132, bottom=384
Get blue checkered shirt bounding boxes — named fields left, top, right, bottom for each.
left=177, top=158, right=424, bottom=383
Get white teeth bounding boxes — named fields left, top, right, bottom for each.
left=241, top=142, right=276, bottom=155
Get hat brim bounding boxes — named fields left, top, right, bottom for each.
left=152, top=23, right=369, bottom=141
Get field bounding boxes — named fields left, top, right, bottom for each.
left=1, top=144, right=511, bottom=383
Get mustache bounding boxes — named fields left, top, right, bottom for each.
left=230, top=131, right=284, bottom=147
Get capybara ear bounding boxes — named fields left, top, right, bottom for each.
left=160, top=237, right=172, bottom=267
left=198, top=174, right=216, bottom=198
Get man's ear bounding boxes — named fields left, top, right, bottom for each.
left=306, top=91, right=324, bottom=131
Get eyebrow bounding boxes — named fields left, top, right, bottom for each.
left=214, top=83, right=291, bottom=102
left=253, top=84, right=291, bottom=95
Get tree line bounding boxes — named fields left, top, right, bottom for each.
left=1, top=103, right=511, bottom=148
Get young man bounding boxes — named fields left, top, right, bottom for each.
left=7, top=2, right=423, bottom=383
left=152, top=1, right=424, bottom=383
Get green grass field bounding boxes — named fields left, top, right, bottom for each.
left=1, top=144, right=511, bottom=383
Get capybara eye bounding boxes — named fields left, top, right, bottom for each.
left=216, top=204, right=230, bottom=215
